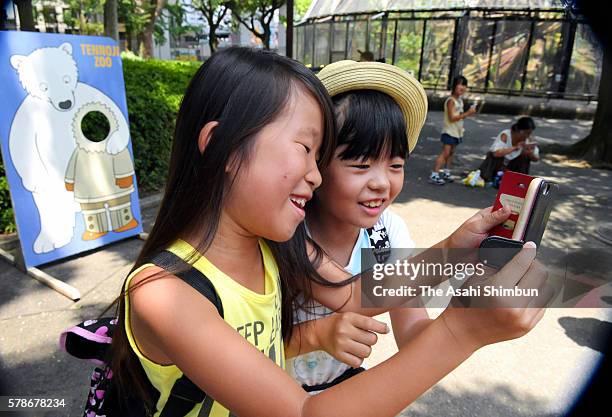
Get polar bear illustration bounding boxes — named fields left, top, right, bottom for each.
left=9, top=42, right=129, bottom=254
left=65, top=102, right=139, bottom=241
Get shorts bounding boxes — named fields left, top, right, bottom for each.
left=441, top=133, right=462, bottom=145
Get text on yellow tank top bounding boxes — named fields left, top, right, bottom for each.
left=124, top=239, right=284, bottom=417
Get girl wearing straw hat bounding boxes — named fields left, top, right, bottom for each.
left=283, top=61, right=541, bottom=399
left=284, top=60, right=431, bottom=394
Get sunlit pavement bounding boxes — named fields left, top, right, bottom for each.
left=0, top=112, right=610, bottom=417
left=372, top=112, right=612, bottom=417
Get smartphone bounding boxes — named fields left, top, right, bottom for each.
left=512, top=178, right=543, bottom=241
left=478, top=236, right=523, bottom=269
left=479, top=178, right=558, bottom=268
left=523, top=180, right=558, bottom=245
left=522, top=141, right=538, bottom=149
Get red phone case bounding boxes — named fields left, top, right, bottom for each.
left=490, top=171, right=536, bottom=239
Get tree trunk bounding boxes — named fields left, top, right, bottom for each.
left=542, top=47, right=612, bottom=166
left=568, top=47, right=612, bottom=164
left=0, top=2, right=7, bottom=29
left=125, top=28, right=133, bottom=52
left=208, top=31, right=218, bottom=55
left=137, top=31, right=148, bottom=57
left=286, top=0, right=294, bottom=58
left=205, top=15, right=218, bottom=55
left=104, top=0, right=119, bottom=42
left=262, top=25, right=271, bottom=50
left=77, top=0, right=87, bottom=33
left=580, top=47, right=612, bottom=163
left=141, top=24, right=154, bottom=58
left=15, top=0, right=36, bottom=31
left=137, top=0, right=166, bottom=59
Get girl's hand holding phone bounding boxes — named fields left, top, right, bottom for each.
left=445, top=206, right=512, bottom=250
left=522, top=144, right=537, bottom=156
left=440, top=242, right=552, bottom=352
left=316, top=312, right=389, bottom=368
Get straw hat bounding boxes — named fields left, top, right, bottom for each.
left=318, top=60, right=428, bottom=154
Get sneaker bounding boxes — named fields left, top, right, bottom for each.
left=439, top=170, right=454, bottom=183
left=429, top=173, right=445, bottom=185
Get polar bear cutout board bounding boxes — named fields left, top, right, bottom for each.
left=0, top=31, right=143, bottom=268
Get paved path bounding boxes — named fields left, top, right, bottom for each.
left=0, top=112, right=610, bottom=416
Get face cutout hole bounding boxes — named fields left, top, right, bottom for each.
left=81, top=111, right=110, bottom=142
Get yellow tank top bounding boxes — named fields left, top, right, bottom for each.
left=124, top=239, right=284, bottom=417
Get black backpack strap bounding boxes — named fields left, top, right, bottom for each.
left=150, top=250, right=224, bottom=317
left=158, top=376, right=206, bottom=417
left=148, top=250, right=224, bottom=417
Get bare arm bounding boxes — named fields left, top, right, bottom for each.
left=389, top=306, right=433, bottom=349
left=285, top=312, right=388, bottom=368
left=301, top=317, right=472, bottom=416
left=285, top=319, right=321, bottom=359
left=447, top=99, right=475, bottom=123
left=492, top=134, right=519, bottom=158
left=492, top=146, right=520, bottom=158
left=130, top=240, right=548, bottom=417
left=129, top=270, right=475, bottom=417
left=310, top=207, right=512, bottom=315
left=522, top=144, right=540, bottom=161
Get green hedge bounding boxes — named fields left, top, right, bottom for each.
left=122, top=58, right=200, bottom=189
left=0, top=57, right=200, bottom=233
left=0, top=163, right=14, bottom=234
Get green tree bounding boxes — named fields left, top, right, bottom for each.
left=119, top=0, right=147, bottom=52
left=136, top=0, right=167, bottom=58
left=104, top=0, right=119, bottom=41
left=229, top=0, right=286, bottom=50
left=546, top=1, right=612, bottom=165
left=294, top=0, right=311, bottom=21
left=547, top=49, right=612, bottom=165
left=154, top=2, right=202, bottom=47
left=117, top=0, right=166, bottom=57
left=62, top=0, right=104, bottom=35
left=190, top=0, right=231, bottom=54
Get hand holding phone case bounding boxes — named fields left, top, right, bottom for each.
left=478, top=236, right=524, bottom=269
left=512, top=177, right=543, bottom=241
left=523, top=180, right=558, bottom=244
left=489, top=171, right=537, bottom=239
left=479, top=172, right=558, bottom=268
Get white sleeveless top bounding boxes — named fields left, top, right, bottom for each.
left=286, top=210, right=414, bottom=393
left=442, top=96, right=464, bottom=139
left=490, top=129, right=540, bottom=161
